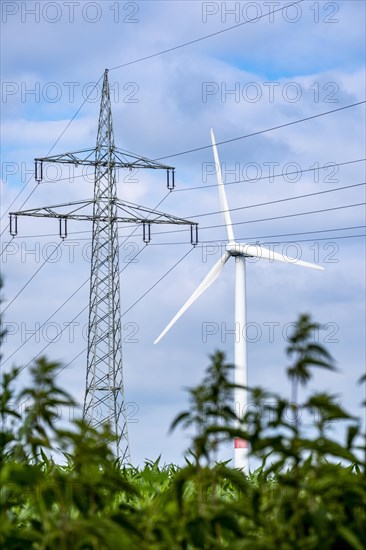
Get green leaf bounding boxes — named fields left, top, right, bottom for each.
left=337, top=526, right=364, bottom=550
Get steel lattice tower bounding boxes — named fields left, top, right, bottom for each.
left=84, top=72, right=128, bottom=460
left=9, top=69, right=198, bottom=461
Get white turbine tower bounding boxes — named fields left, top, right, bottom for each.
left=155, top=129, right=324, bottom=471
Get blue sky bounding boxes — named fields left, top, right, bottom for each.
left=1, top=0, right=365, bottom=466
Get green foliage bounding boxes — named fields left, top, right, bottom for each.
left=170, top=351, right=238, bottom=466
left=0, top=303, right=365, bottom=549
left=286, top=313, right=336, bottom=405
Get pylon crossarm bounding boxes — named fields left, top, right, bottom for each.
left=35, top=148, right=96, bottom=172
left=9, top=200, right=94, bottom=237
left=10, top=199, right=95, bottom=218
left=35, top=147, right=174, bottom=184
left=35, top=148, right=96, bottom=162
left=113, top=147, right=174, bottom=171
left=115, top=200, right=197, bottom=226
left=10, top=198, right=197, bottom=226
left=11, top=212, right=196, bottom=224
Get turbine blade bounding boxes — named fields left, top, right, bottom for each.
left=235, top=242, right=324, bottom=271
left=154, top=251, right=230, bottom=344
left=211, top=129, right=235, bottom=242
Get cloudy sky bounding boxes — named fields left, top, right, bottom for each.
left=1, top=0, right=365, bottom=466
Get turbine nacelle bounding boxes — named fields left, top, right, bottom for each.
left=226, top=241, right=244, bottom=257
left=226, top=241, right=256, bottom=259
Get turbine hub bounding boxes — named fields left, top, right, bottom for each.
left=226, top=241, right=242, bottom=256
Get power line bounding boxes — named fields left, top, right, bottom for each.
left=188, top=182, right=366, bottom=220
left=3, top=201, right=365, bottom=243
left=3, top=224, right=364, bottom=252
left=2, top=241, right=63, bottom=315
left=202, top=233, right=366, bottom=246
left=21, top=157, right=366, bottom=200
left=221, top=225, right=366, bottom=241
left=0, top=236, right=15, bottom=259
left=130, top=225, right=366, bottom=246
left=15, top=245, right=194, bottom=377
left=57, top=246, right=195, bottom=375
left=260, top=234, right=365, bottom=245
left=109, top=0, right=306, bottom=72
left=4, top=178, right=365, bottom=241
left=155, top=101, right=366, bottom=161
left=122, top=246, right=194, bottom=316
left=2, top=277, right=90, bottom=368
left=142, top=233, right=365, bottom=247
left=110, top=202, right=365, bottom=239
left=2, top=202, right=364, bottom=253
left=175, top=159, right=366, bottom=193
left=153, top=202, right=366, bottom=236
left=12, top=243, right=148, bottom=375
left=0, top=76, right=104, bottom=233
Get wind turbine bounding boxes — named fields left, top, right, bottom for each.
left=155, top=129, right=324, bottom=471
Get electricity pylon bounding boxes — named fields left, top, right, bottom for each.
left=10, top=69, right=198, bottom=461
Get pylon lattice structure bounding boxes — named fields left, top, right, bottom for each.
left=86, top=73, right=127, bottom=459
left=10, top=69, right=198, bottom=461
